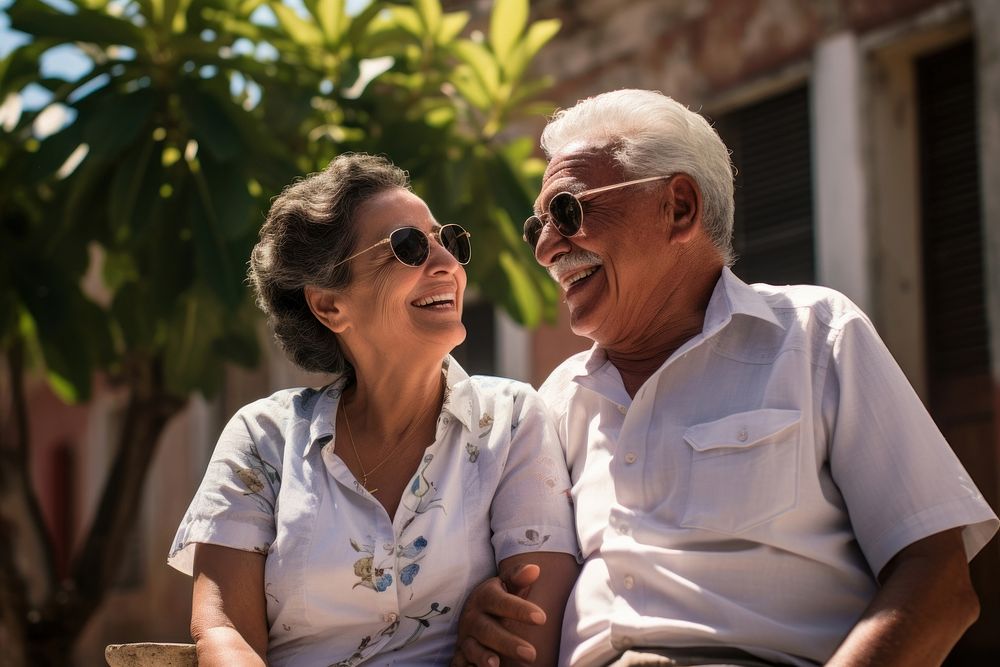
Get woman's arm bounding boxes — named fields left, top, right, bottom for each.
left=191, top=543, right=269, bottom=667
left=496, top=552, right=579, bottom=667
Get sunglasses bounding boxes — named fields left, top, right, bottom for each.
left=332, top=223, right=472, bottom=270
left=522, top=175, right=675, bottom=249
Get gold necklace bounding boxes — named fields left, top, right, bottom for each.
left=342, top=403, right=404, bottom=494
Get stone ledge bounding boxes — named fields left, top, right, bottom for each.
left=105, top=642, right=197, bottom=666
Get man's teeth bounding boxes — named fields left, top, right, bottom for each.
left=413, top=294, right=454, bottom=307
left=564, top=267, right=598, bottom=287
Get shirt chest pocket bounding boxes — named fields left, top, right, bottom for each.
left=681, top=409, right=801, bottom=534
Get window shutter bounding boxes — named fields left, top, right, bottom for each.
left=715, top=86, right=815, bottom=285
left=917, top=40, right=988, bottom=378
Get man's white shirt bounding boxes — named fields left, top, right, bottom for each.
left=542, top=268, right=998, bottom=667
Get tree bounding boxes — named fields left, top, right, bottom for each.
left=0, top=0, right=560, bottom=664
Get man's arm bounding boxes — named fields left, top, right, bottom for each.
left=452, top=556, right=577, bottom=667
left=496, top=552, right=578, bottom=666
left=191, top=543, right=269, bottom=667
left=827, top=528, right=979, bottom=667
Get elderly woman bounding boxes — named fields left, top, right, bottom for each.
left=168, top=154, right=579, bottom=666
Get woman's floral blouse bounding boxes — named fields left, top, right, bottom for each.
left=168, top=357, right=577, bottom=666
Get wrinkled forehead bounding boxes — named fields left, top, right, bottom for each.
left=536, top=142, right=623, bottom=209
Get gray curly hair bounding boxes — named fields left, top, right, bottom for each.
left=540, top=89, right=736, bottom=265
left=248, top=153, right=409, bottom=374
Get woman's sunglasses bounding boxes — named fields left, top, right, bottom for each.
left=522, top=175, right=674, bottom=249
left=331, top=223, right=471, bottom=270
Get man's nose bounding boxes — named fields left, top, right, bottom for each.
left=534, top=220, right=571, bottom=267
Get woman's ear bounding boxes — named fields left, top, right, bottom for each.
left=304, top=285, right=349, bottom=334
left=662, top=174, right=703, bottom=244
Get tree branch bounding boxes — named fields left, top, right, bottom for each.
left=52, top=354, right=186, bottom=641
left=0, top=338, right=59, bottom=659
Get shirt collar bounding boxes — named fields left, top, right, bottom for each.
left=302, top=355, right=479, bottom=456
left=439, top=355, right=480, bottom=433
left=702, top=266, right=784, bottom=334
left=304, top=375, right=351, bottom=456
left=572, top=267, right=784, bottom=396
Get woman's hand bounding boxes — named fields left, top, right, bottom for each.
left=454, top=554, right=579, bottom=667
left=192, top=543, right=269, bottom=666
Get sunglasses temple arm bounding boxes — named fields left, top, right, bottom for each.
left=579, top=174, right=673, bottom=198
left=329, top=239, right=391, bottom=270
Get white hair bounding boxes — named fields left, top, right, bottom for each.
left=540, top=89, right=735, bottom=265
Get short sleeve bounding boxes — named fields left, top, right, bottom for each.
left=490, top=386, right=579, bottom=563
left=828, top=313, right=998, bottom=575
left=168, top=408, right=284, bottom=575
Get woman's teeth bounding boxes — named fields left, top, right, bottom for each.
left=413, top=294, right=454, bottom=307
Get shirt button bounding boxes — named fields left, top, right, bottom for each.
left=617, top=405, right=627, bottom=415
left=618, top=523, right=631, bottom=536
left=624, top=452, right=638, bottom=464
left=737, top=427, right=749, bottom=442
left=623, top=574, right=635, bottom=590
left=383, top=612, right=398, bottom=623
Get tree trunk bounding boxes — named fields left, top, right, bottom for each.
left=1, top=351, right=186, bottom=665
left=0, top=339, right=58, bottom=667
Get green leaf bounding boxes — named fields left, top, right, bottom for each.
left=111, top=280, right=160, bottom=349
left=452, top=40, right=499, bottom=98
left=187, top=169, right=245, bottom=307
left=437, top=11, right=469, bottom=45
left=344, top=0, right=386, bottom=50
left=414, top=0, right=443, bottom=38
left=386, top=6, right=422, bottom=39
left=28, top=116, right=87, bottom=179
left=108, top=137, right=159, bottom=239
left=14, top=261, right=113, bottom=401
left=270, top=1, right=325, bottom=46
left=102, top=250, right=140, bottom=295
left=488, top=0, right=528, bottom=63
left=211, top=299, right=261, bottom=368
left=199, top=156, right=256, bottom=240
left=503, top=19, right=560, bottom=83
left=449, top=63, right=491, bottom=111
left=0, top=41, right=54, bottom=98
left=496, top=250, right=541, bottom=327
left=81, top=87, right=156, bottom=162
left=164, top=290, right=225, bottom=396
left=179, top=84, right=242, bottom=161
left=8, top=0, right=146, bottom=50
left=315, top=0, right=346, bottom=44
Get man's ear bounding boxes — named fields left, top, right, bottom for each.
left=304, top=285, right=349, bottom=334
left=662, top=174, right=703, bottom=243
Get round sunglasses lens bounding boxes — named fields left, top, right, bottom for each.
left=440, top=225, right=471, bottom=264
left=523, top=216, right=544, bottom=248
left=390, top=228, right=429, bottom=266
left=549, top=192, right=583, bottom=236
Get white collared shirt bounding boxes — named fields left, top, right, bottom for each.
left=169, top=357, right=577, bottom=667
left=543, top=268, right=998, bottom=667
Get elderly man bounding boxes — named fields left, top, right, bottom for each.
left=454, top=89, right=998, bottom=667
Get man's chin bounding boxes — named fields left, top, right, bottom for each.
left=568, top=306, right=602, bottom=342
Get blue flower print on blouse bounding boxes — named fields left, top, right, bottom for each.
left=400, top=563, right=420, bottom=585
left=350, top=537, right=393, bottom=592
left=397, top=535, right=427, bottom=595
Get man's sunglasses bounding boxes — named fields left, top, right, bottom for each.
left=522, top=175, right=674, bottom=249
left=332, top=223, right=472, bottom=270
